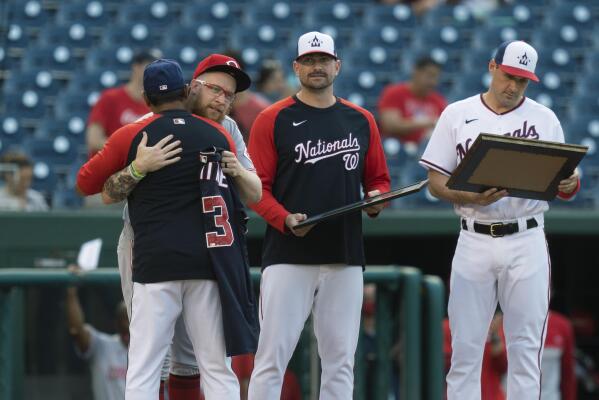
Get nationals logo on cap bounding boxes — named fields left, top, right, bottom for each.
left=493, top=40, right=539, bottom=82
left=296, top=31, right=337, bottom=60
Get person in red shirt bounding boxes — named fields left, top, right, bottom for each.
left=443, top=312, right=507, bottom=400
left=541, top=310, right=577, bottom=400
left=378, top=57, right=447, bottom=144
left=86, top=49, right=162, bottom=158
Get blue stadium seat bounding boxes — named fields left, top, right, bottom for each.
left=414, top=26, right=471, bottom=51
left=230, top=25, right=289, bottom=51
left=3, top=69, right=64, bottom=99
left=401, top=46, right=463, bottom=76
left=21, top=45, right=81, bottom=76
left=472, top=26, right=524, bottom=50
left=461, top=48, right=495, bottom=73
left=180, top=1, right=240, bottom=30
left=52, top=186, right=84, bottom=209
left=23, top=136, right=78, bottom=168
left=7, top=1, right=49, bottom=32
left=545, top=3, right=595, bottom=32
left=532, top=26, right=591, bottom=55
left=562, top=116, right=599, bottom=143
left=238, top=47, right=271, bottom=76
left=30, top=160, right=59, bottom=198
left=450, top=71, right=491, bottom=98
left=569, top=94, right=599, bottom=119
left=37, top=23, right=95, bottom=53
left=4, top=92, right=47, bottom=122
left=488, top=4, right=535, bottom=31
left=85, top=46, right=137, bottom=74
left=243, top=2, right=301, bottom=30
left=535, top=47, right=579, bottom=78
left=354, top=26, right=408, bottom=52
left=575, top=74, right=599, bottom=96
left=54, top=93, right=95, bottom=121
left=423, top=4, right=476, bottom=29
left=117, top=1, right=177, bottom=28
left=363, top=4, right=417, bottom=31
left=101, top=24, right=156, bottom=48
left=66, top=70, right=122, bottom=95
left=5, top=23, right=31, bottom=50
left=345, top=47, right=400, bottom=76
left=162, top=45, right=221, bottom=80
left=34, top=118, right=87, bottom=147
left=336, top=70, right=386, bottom=102
left=161, top=24, right=222, bottom=49
left=305, top=2, right=360, bottom=31
left=55, top=1, right=111, bottom=32
left=0, top=117, right=26, bottom=155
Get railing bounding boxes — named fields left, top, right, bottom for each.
left=0, top=266, right=444, bottom=400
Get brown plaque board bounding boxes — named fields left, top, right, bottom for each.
left=446, top=134, right=587, bottom=200
left=293, top=179, right=428, bottom=229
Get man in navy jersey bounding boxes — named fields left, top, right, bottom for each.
left=77, top=59, right=260, bottom=400
left=247, top=32, right=391, bottom=399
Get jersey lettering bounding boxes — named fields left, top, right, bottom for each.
left=202, top=195, right=234, bottom=247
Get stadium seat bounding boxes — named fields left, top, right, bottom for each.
left=488, top=4, right=535, bottom=31
left=345, top=47, right=400, bottom=76
left=305, top=2, right=360, bottom=31
left=4, top=92, right=47, bottom=122
left=117, top=1, right=177, bottom=28
left=5, top=23, right=31, bottom=50
left=23, top=136, right=78, bottom=168
left=243, top=2, right=301, bottom=30
left=413, top=26, right=471, bottom=51
left=54, top=93, right=95, bottom=121
left=101, top=24, right=156, bottom=48
left=423, top=4, right=476, bottom=30
left=535, top=47, right=579, bottom=78
left=30, top=160, right=59, bottom=198
left=65, top=70, right=122, bottom=96
left=180, top=1, right=240, bottom=30
left=562, top=116, right=599, bottom=143
left=336, top=70, right=386, bottom=102
left=363, top=4, right=417, bottom=30
left=575, top=74, right=599, bottom=96
left=569, top=94, right=599, bottom=119
left=162, top=45, right=221, bottom=80
left=34, top=118, right=87, bottom=146
left=461, top=48, right=494, bottom=73
left=401, top=46, right=463, bottom=76
left=55, top=1, right=111, bottom=32
left=0, top=117, right=26, bottom=155
left=230, top=25, right=289, bottom=51
left=450, top=71, right=491, bottom=98
left=545, top=3, right=595, bottom=32
left=472, top=26, right=523, bottom=50
left=532, top=26, right=590, bottom=55
left=21, top=45, right=81, bottom=77
left=2, top=69, right=64, bottom=99
left=7, top=1, right=49, bottom=32
left=161, top=24, right=222, bottom=49
left=354, top=26, right=407, bottom=52
left=38, top=23, right=94, bottom=51
left=85, top=46, right=138, bottom=75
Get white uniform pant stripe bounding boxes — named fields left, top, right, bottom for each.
left=447, top=227, right=549, bottom=400
left=248, top=264, right=363, bottom=400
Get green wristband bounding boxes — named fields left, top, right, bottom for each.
left=129, top=162, right=146, bottom=180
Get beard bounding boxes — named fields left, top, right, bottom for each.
left=299, top=72, right=334, bottom=91
left=187, top=90, right=226, bottom=123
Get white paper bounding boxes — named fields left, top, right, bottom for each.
left=77, top=238, right=103, bottom=271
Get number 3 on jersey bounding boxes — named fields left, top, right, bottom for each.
left=202, top=195, right=234, bottom=247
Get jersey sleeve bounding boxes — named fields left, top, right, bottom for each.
left=419, top=106, right=457, bottom=176
left=363, top=111, right=391, bottom=196
left=248, top=110, right=290, bottom=233
left=76, top=123, right=140, bottom=195
left=193, top=115, right=237, bottom=155
left=223, top=116, right=255, bottom=171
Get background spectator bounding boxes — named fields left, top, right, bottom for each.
left=256, top=59, right=295, bottom=104
left=0, top=151, right=49, bottom=211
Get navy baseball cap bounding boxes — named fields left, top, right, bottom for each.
left=493, top=40, right=539, bottom=82
left=143, top=59, right=185, bottom=95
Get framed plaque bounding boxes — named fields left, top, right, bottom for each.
left=293, top=179, right=428, bottom=229
left=446, top=134, right=587, bottom=200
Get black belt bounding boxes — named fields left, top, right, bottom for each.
left=461, top=218, right=538, bottom=238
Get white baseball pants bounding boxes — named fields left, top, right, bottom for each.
left=117, top=221, right=199, bottom=377
left=248, top=264, right=363, bottom=400
left=447, top=224, right=550, bottom=400
left=125, top=280, right=239, bottom=400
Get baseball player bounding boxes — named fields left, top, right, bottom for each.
left=419, top=40, right=580, bottom=399
left=77, top=59, right=260, bottom=400
left=247, top=31, right=391, bottom=399
left=107, top=54, right=258, bottom=400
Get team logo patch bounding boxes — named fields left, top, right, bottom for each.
left=518, top=52, right=529, bottom=66
left=159, top=84, right=168, bottom=91
left=173, top=118, right=185, bottom=125
left=309, top=35, right=323, bottom=48
left=294, top=133, right=360, bottom=171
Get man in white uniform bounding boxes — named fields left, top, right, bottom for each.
left=419, top=40, right=580, bottom=399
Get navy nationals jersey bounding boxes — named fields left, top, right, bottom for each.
left=249, top=95, right=390, bottom=267
left=78, top=110, right=237, bottom=283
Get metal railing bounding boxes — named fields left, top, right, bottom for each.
left=0, top=266, right=444, bottom=400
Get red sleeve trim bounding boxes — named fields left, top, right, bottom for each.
left=248, top=97, right=296, bottom=233
left=76, top=115, right=159, bottom=195
left=557, top=177, right=580, bottom=200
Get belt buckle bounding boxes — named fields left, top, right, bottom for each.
left=490, top=223, right=504, bottom=238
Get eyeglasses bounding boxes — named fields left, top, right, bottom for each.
left=296, top=55, right=336, bottom=67
left=195, top=79, right=236, bottom=103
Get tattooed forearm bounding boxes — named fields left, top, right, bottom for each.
left=102, top=166, right=140, bottom=202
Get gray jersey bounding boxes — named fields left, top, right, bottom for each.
left=122, top=115, right=254, bottom=221
left=76, top=324, right=127, bottom=400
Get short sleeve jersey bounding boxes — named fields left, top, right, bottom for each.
left=419, top=94, right=564, bottom=221
left=76, top=325, right=127, bottom=400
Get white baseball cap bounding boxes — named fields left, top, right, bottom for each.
left=493, top=40, right=539, bottom=82
left=296, top=31, right=337, bottom=60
